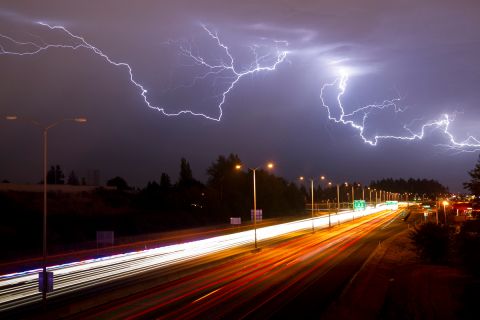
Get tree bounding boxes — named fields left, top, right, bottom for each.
left=370, top=177, right=448, bottom=197
left=160, top=172, right=172, bottom=190
left=106, top=176, right=129, bottom=191
left=178, top=158, right=195, bottom=187
left=464, top=155, right=480, bottom=195
left=206, top=154, right=242, bottom=203
left=47, top=165, right=65, bottom=184
left=67, top=170, right=80, bottom=185
left=299, top=184, right=308, bottom=203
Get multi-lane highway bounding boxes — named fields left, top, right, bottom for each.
left=0, top=205, right=408, bottom=319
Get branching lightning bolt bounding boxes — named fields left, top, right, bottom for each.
left=320, top=71, right=480, bottom=152
left=0, top=22, right=288, bottom=121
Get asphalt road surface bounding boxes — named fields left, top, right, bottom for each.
left=1, top=206, right=408, bottom=319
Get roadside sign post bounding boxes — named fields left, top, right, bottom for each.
left=230, top=217, right=241, bottom=225
left=250, top=209, right=262, bottom=222
left=385, top=201, right=399, bottom=210
left=38, top=271, right=53, bottom=294
left=353, top=200, right=366, bottom=211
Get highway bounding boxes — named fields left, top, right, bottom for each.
left=0, top=204, right=406, bottom=318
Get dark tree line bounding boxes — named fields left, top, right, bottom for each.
left=46, top=165, right=82, bottom=185
left=369, top=178, right=448, bottom=197
left=464, top=155, right=480, bottom=196
left=136, top=154, right=305, bottom=223
left=1, top=153, right=467, bottom=262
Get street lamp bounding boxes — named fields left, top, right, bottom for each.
left=5, top=115, right=87, bottom=302
left=442, top=200, right=449, bottom=225
left=318, top=175, right=331, bottom=228
left=344, top=182, right=349, bottom=208
left=299, top=176, right=315, bottom=233
left=351, top=184, right=355, bottom=211
left=236, top=162, right=274, bottom=249
left=324, top=180, right=338, bottom=227
left=336, top=183, right=340, bottom=223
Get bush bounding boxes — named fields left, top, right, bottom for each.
left=457, top=221, right=480, bottom=275
left=410, top=222, right=449, bottom=263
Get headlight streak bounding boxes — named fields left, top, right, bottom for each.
left=0, top=205, right=389, bottom=311
left=157, top=209, right=400, bottom=320
left=320, top=71, right=480, bottom=152
left=0, top=22, right=288, bottom=121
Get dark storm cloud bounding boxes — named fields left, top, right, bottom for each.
left=1, top=0, right=479, bottom=191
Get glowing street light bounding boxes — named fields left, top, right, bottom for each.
left=319, top=176, right=332, bottom=228
left=5, top=115, right=87, bottom=302
left=344, top=182, right=350, bottom=205
left=299, top=176, right=318, bottom=233
left=299, top=174, right=332, bottom=231
left=235, top=161, right=274, bottom=249
left=352, top=184, right=355, bottom=211
left=324, top=179, right=339, bottom=227
left=442, top=200, right=449, bottom=225
left=299, top=176, right=316, bottom=233
left=337, top=183, right=340, bottom=222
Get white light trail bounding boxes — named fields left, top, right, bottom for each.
left=0, top=22, right=288, bottom=121
left=320, top=71, right=480, bottom=152
left=0, top=205, right=394, bottom=311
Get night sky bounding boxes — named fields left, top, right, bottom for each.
left=1, top=0, right=479, bottom=192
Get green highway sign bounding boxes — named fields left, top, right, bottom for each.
left=354, top=200, right=366, bottom=211
left=386, top=200, right=399, bottom=210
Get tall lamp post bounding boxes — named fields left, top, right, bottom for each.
left=344, top=182, right=349, bottom=207
left=442, top=200, right=449, bottom=225
left=351, top=184, right=356, bottom=219
left=236, top=162, right=274, bottom=249
left=336, top=183, right=340, bottom=224
left=327, top=181, right=333, bottom=227
left=321, top=180, right=335, bottom=227
left=5, top=115, right=87, bottom=302
left=300, top=176, right=316, bottom=233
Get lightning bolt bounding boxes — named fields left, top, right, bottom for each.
left=320, top=71, right=480, bottom=152
left=0, top=22, right=288, bottom=121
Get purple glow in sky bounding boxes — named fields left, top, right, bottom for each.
left=1, top=0, right=479, bottom=191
